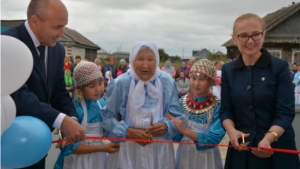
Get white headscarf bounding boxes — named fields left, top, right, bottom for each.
left=128, top=41, right=162, bottom=108
left=105, top=71, right=113, bottom=84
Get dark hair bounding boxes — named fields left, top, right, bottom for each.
left=293, top=63, right=298, bottom=66
left=75, top=56, right=82, bottom=59
left=27, top=0, right=49, bottom=21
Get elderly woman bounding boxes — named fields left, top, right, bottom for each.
left=102, top=41, right=185, bottom=169
left=161, top=59, right=176, bottom=78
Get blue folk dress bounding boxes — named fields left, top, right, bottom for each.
left=54, top=98, right=106, bottom=169
left=173, top=94, right=225, bottom=169
left=102, top=71, right=185, bottom=169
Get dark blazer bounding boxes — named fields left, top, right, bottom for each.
left=220, top=48, right=299, bottom=169
left=2, top=22, right=77, bottom=130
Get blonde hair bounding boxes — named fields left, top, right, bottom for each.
left=233, top=13, right=265, bottom=34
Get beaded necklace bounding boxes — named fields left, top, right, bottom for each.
left=182, top=93, right=218, bottom=125
left=183, top=93, right=218, bottom=114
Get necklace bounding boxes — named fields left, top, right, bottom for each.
left=182, top=93, right=218, bottom=114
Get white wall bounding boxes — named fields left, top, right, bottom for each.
left=63, top=45, right=85, bottom=61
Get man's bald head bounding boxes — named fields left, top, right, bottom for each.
left=27, top=0, right=67, bottom=21
left=27, top=0, right=68, bottom=47
left=27, top=0, right=49, bottom=21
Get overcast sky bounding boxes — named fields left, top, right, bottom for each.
left=1, top=0, right=295, bottom=56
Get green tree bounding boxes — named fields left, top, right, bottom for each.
left=159, top=48, right=169, bottom=62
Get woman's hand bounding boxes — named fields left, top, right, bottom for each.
left=147, top=123, right=167, bottom=137
left=227, top=128, right=250, bottom=151
left=103, top=143, right=120, bottom=153
left=171, top=118, right=187, bottom=134
left=251, top=137, right=273, bottom=158
left=126, top=128, right=150, bottom=146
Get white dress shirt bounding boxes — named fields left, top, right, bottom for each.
left=25, top=21, right=66, bottom=129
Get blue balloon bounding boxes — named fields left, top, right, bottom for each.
left=1, top=116, right=52, bottom=168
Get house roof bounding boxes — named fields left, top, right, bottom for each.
left=1, top=19, right=100, bottom=50
left=62, top=27, right=100, bottom=49
left=223, top=2, right=300, bottom=47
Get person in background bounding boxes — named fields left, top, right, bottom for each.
left=104, top=71, right=113, bottom=89
left=161, top=59, right=176, bottom=78
left=71, top=56, right=81, bottom=74
left=176, top=61, right=188, bottom=79
left=104, top=58, right=117, bottom=78
left=94, top=58, right=104, bottom=75
left=64, top=55, right=72, bottom=71
left=54, top=61, right=119, bottom=169
left=118, top=59, right=128, bottom=74
left=176, top=71, right=190, bottom=98
left=64, top=69, right=73, bottom=92
left=291, top=63, right=298, bottom=79
left=293, top=65, right=300, bottom=105
left=1, top=0, right=86, bottom=168
left=220, top=13, right=299, bottom=169
left=213, top=61, right=222, bottom=99
left=185, top=59, right=195, bottom=78
left=171, top=59, right=225, bottom=169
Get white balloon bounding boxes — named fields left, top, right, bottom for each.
left=1, top=95, right=16, bottom=135
left=1, top=35, right=33, bottom=97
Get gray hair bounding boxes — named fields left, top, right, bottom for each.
left=94, top=58, right=101, bottom=63
left=27, top=0, right=49, bottom=21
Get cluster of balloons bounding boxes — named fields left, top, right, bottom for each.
left=1, top=36, right=52, bottom=168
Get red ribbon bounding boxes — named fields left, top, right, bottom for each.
left=52, top=136, right=300, bottom=155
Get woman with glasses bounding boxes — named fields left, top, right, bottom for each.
left=220, top=13, right=300, bottom=169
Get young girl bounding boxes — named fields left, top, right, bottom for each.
left=54, top=61, right=119, bottom=169
left=171, top=59, right=225, bottom=169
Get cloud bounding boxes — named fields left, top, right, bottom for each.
left=1, top=0, right=293, bottom=56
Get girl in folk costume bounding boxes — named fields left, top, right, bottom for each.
left=171, top=59, right=225, bottom=169
left=54, top=61, right=119, bottom=169
left=63, top=55, right=72, bottom=71
left=212, top=61, right=222, bottom=99
left=293, top=65, right=300, bottom=105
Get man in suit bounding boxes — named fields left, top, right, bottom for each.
left=2, top=0, right=85, bottom=168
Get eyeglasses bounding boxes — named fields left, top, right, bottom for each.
left=237, top=32, right=264, bottom=42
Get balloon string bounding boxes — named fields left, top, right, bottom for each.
left=52, top=136, right=300, bottom=155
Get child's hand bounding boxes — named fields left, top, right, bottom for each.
left=171, top=118, right=186, bottom=134
left=103, top=143, right=120, bottom=153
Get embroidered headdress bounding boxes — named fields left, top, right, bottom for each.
left=189, top=59, right=216, bottom=81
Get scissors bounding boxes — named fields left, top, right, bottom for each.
left=239, top=132, right=250, bottom=151
left=58, top=130, right=62, bottom=140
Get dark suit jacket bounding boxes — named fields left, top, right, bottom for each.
left=2, top=22, right=77, bottom=130
left=220, top=48, right=295, bottom=146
